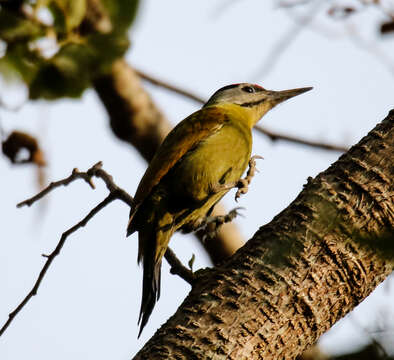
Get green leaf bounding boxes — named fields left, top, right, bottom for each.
left=29, top=42, right=91, bottom=99
left=0, top=42, right=43, bottom=83
left=101, top=0, right=140, bottom=33
left=28, top=33, right=129, bottom=99
left=54, top=0, right=87, bottom=31
left=48, top=2, right=67, bottom=36
left=0, top=10, right=45, bottom=42
left=0, top=0, right=137, bottom=100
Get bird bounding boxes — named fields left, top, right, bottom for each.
left=126, top=83, right=312, bottom=336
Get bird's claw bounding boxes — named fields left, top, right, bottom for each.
left=235, top=179, right=249, bottom=201
left=199, top=207, right=245, bottom=241
left=188, top=254, right=195, bottom=271
left=234, top=155, right=263, bottom=201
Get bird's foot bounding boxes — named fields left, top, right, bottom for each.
left=210, top=155, right=263, bottom=200
left=180, top=218, right=205, bottom=234
left=234, top=155, right=263, bottom=201
left=198, top=207, right=244, bottom=240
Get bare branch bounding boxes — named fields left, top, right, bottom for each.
left=165, top=248, right=194, bottom=285
left=0, top=194, right=116, bottom=337
left=254, top=125, right=349, bottom=152
left=277, top=0, right=314, bottom=8
left=1, top=162, right=193, bottom=337
left=135, top=68, right=205, bottom=105
left=346, top=24, right=394, bottom=77
left=17, top=163, right=99, bottom=208
left=253, top=1, right=323, bottom=79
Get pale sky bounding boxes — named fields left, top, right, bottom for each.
left=1, top=0, right=394, bottom=358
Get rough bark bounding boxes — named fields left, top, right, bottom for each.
left=93, top=59, right=244, bottom=263
left=133, top=111, right=394, bottom=359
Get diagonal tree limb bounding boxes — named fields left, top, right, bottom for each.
left=0, top=162, right=194, bottom=338
left=133, top=112, right=394, bottom=359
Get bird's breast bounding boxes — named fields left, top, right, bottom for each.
left=167, top=122, right=252, bottom=203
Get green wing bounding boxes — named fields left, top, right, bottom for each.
left=127, top=106, right=229, bottom=233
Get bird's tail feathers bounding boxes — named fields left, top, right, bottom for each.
left=138, top=251, right=161, bottom=338
left=137, top=221, right=173, bottom=338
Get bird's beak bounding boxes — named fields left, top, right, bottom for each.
left=270, top=87, right=313, bottom=105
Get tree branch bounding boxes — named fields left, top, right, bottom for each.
left=135, top=68, right=205, bottom=105
left=165, top=248, right=194, bottom=285
left=254, top=125, right=349, bottom=152
left=133, top=111, right=394, bottom=359
left=253, top=0, right=323, bottom=79
left=16, top=165, right=97, bottom=207
left=0, top=194, right=116, bottom=337
left=0, top=162, right=193, bottom=337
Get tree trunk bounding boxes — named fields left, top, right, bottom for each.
left=133, top=111, right=394, bottom=359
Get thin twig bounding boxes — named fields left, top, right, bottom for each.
left=135, top=69, right=206, bottom=104
left=252, top=0, right=323, bottom=79
left=347, top=23, right=394, bottom=77
left=17, top=164, right=99, bottom=208
left=134, top=68, right=349, bottom=153
left=1, top=162, right=194, bottom=337
left=283, top=6, right=343, bottom=39
left=277, top=0, right=314, bottom=8
left=210, top=0, right=238, bottom=20
left=254, top=125, right=349, bottom=152
left=0, top=194, right=116, bottom=337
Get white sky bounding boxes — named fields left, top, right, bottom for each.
left=1, top=0, right=394, bottom=358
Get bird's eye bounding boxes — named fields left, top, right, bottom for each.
left=242, top=86, right=254, bottom=93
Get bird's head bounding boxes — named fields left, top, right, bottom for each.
left=204, top=83, right=312, bottom=126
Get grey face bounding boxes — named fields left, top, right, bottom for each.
left=204, top=83, right=313, bottom=108
left=205, top=83, right=267, bottom=107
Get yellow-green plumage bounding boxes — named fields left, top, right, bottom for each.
left=127, top=83, right=312, bottom=336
